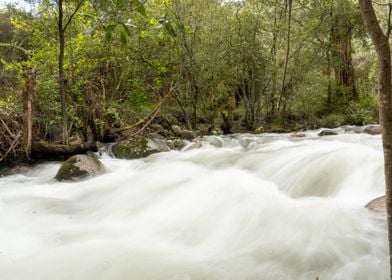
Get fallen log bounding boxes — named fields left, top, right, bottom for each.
left=31, top=140, right=97, bottom=161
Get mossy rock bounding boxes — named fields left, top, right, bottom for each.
left=55, top=154, right=104, bottom=182
left=111, top=138, right=168, bottom=159
left=318, top=129, right=338, bottom=136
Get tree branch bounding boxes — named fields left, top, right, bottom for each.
left=63, top=0, right=85, bottom=32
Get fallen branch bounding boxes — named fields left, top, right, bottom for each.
left=31, top=140, right=97, bottom=160
left=0, top=133, right=21, bottom=162
left=109, top=82, right=175, bottom=135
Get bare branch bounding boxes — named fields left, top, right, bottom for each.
left=63, top=0, right=85, bottom=32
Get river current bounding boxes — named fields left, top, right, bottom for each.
left=0, top=127, right=388, bottom=279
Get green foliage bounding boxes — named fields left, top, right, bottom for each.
left=0, top=0, right=383, bottom=140
left=346, top=94, right=378, bottom=125
left=320, top=113, right=347, bottom=128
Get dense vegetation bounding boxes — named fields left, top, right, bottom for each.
left=0, top=0, right=390, bottom=162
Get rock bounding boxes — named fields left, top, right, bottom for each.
left=181, top=130, right=198, bottom=141
left=342, top=126, right=364, bottom=134
left=183, top=139, right=203, bottom=151
left=291, top=132, right=306, bottom=138
left=1, top=165, right=30, bottom=177
left=55, top=154, right=104, bottom=182
left=149, top=133, right=165, bottom=140
left=166, top=138, right=186, bottom=150
left=365, top=195, right=386, bottom=213
left=111, top=138, right=169, bottom=159
left=207, top=125, right=223, bottom=136
left=254, top=127, right=263, bottom=134
left=150, top=123, right=164, bottom=132
left=364, top=125, right=381, bottom=135
left=318, top=129, right=338, bottom=136
left=171, top=125, right=182, bottom=137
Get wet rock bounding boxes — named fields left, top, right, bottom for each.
left=365, top=195, right=386, bottom=213
left=364, top=125, right=381, bottom=135
left=254, top=127, right=263, bottom=134
left=318, top=129, right=338, bottom=136
left=211, top=128, right=223, bottom=135
left=181, top=130, right=198, bottom=141
left=342, top=126, right=364, bottom=134
left=183, top=139, right=203, bottom=151
left=112, top=138, right=169, bottom=159
left=1, top=165, right=30, bottom=177
left=55, top=154, right=104, bottom=182
left=291, top=132, right=306, bottom=138
left=166, top=138, right=186, bottom=150
left=150, top=123, right=164, bottom=132
left=171, top=125, right=182, bottom=137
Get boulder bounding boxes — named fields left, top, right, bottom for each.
left=291, top=132, right=306, bottom=138
left=210, top=127, right=223, bottom=135
left=171, top=125, right=182, bottom=137
left=150, top=123, right=164, bottom=132
left=254, top=127, right=263, bottom=134
left=111, top=137, right=169, bottom=159
left=365, top=195, right=386, bottom=213
left=166, top=138, right=186, bottom=150
left=364, top=125, right=381, bottom=135
left=181, top=130, right=198, bottom=141
left=55, top=154, right=104, bottom=182
left=318, top=129, right=338, bottom=136
left=342, top=126, right=364, bottom=134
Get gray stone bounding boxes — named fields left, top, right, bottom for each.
left=291, top=132, right=306, bottom=138
left=55, top=154, right=104, bottom=182
left=171, top=125, right=182, bottom=137
left=365, top=195, right=386, bottom=213
left=181, top=130, right=198, bottom=140
left=318, top=129, right=338, bottom=136
left=166, top=138, right=186, bottom=150
left=364, top=125, right=381, bottom=135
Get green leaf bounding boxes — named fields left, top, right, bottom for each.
left=164, top=22, right=176, bottom=37
left=121, top=23, right=131, bottom=36
left=105, top=24, right=116, bottom=41
left=132, top=0, right=146, bottom=17
left=120, top=30, right=128, bottom=45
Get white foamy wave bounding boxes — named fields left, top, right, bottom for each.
left=0, top=132, right=388, bottom=279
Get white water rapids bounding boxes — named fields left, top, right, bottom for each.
left=0, top=128, right=388, bottom=279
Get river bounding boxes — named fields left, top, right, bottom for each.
left=0, top=127, right=388, bottom=279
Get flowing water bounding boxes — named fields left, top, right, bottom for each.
left=0, top=128, right=388, bottom=280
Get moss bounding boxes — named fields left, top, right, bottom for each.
left=111, top=138, right=158, bottom=159
left=55, top=154, right=104, bottom=182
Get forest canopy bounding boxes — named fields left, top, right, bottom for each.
left=0, top=0, right=389, bottom=151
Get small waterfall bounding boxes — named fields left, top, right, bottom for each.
left=0, top=130, right=388, bottom=280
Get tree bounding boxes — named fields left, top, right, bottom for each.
left=358, top=0, right=392, bottom=277
left=331, top=0, right=358, bottom=102
left=57, top=0, right=85, bottom=144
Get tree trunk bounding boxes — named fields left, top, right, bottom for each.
left=31, top=140, right=97, bottom=161
left=277, top=0, right=292, bottom=113
left=58, top=0, right=68, bottom=144
left=331, top=1, right=358, bottom=102
left=358, top=0, right=392, bottom=277
left=22, top=68, right=36, bottom=160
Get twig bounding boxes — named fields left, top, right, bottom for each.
left=0, top=117, right=15, bottom=138
left=0, top=133, right=21, bottom=162
left=114, top=82, right=175, bottom=136
left=130, top=82, right=175, bottom=137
